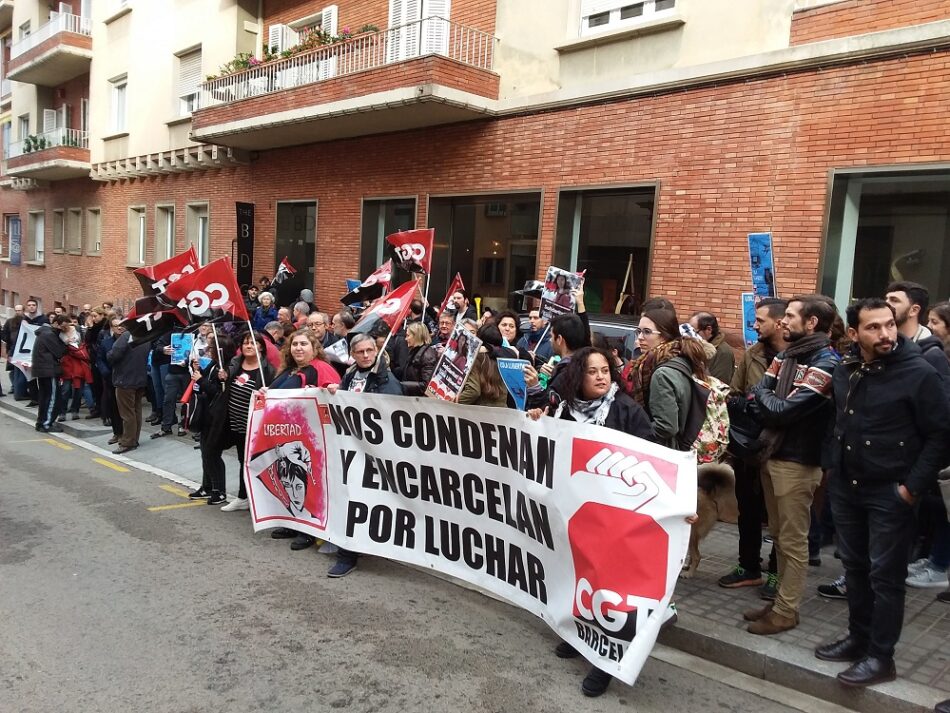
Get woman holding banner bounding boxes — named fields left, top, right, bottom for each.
left=200, top=331, right=274, bottom=509
left=267, top=329, right=340, bottom=551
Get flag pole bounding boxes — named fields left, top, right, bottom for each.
left=211, top=322, right=224, bottom=368
left=423, top=272, right=431, bottom=308
left=247, top=320, right=267, bottom=384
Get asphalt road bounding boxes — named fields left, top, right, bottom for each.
left=0, top=413, right=823, bottom=713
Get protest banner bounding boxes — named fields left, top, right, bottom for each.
left=134, top=246, right=200, bottom=298
left=10, top=322, right=38, bottom=379
left=498, top=358, right=528, bottom=410
left=244, top=389, right=695, bottom=685
left=741, top=293, right=758, bottom=347
left=386, top=228, right=434, bottom=274
left=540, top=266, right=582, bottom=321
left=170, top=333, right=195, bottom=366
left=426, top=324, right=481, bottom=402
left=747, top=233, right=776, bottom=297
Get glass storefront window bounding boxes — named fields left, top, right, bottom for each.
left=359, top=198, right=416, bottom=283
left=275, top=201, right=316, bottom=301
left=821, top=171, right=950, bottom=311
left=553, top=186, right=655, bottom=315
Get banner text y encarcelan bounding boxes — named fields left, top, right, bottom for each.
left=244, top=389, right=696, bottom=685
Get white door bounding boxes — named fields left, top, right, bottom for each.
left=421, top=0, right=451, bottom=55
left=387, top=0, right=422, bottom=63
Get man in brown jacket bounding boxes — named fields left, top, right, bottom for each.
left=718, top=298, right=787, bottom=592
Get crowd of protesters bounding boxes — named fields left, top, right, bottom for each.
left=2, top=275, right=950, bottom=707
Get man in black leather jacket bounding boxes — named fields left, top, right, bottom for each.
left=815, top=298, right=950, bottom=688
left=744, top=295, right=840, bottom=635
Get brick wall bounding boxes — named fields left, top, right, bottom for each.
left=7, top=145, right=89, bottom=171
left=264, top=0, right=495, bottom=36
left=2, top=49, right=950, bottom=332
left=193, top=55, right=498, bottom=130
left=52, top=73, right=90, bottom=130
left=791, top=0, right=950, bottom=45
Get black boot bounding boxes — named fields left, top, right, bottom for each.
left=581, top=666, right=613, bottom=697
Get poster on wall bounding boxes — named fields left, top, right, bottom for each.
left=741, top=292, right=758, bottom=348
left=747, top=232, right=776, bottom=297
left=236, top=202, right=255, bottom=290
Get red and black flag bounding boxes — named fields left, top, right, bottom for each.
left=438, top=272, right=465, bottom=316
left=386, top=228, right=434, bottom=274
left=163, top=257, right=250, bottom=323
left=350, top=280, right=418, bottom=335
left=121, top=295, right=189, bottom=342
left=271, top=256, right=297, bottom=287
left=340, top=259, right=392, bottom=306
left=134, top=246, right=200, bottom=299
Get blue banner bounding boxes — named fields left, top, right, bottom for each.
left=741, top=293, right=758, bottom=348
left=170, top=333, right=194, bottom=367
left=747, top=232, right=776, bottom=297
left=497, top=358, right=529, bottom=411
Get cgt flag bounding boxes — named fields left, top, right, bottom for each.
left=386, top=228, right=434, bottom=274
left=121, top=295, right=189, bottom=342
left=350, top=280, right=418, bottom=335
left=163, top=257, right=250, bottom=323
left=271, top=256, right=297, bottom=287
left=438, top=272, right=465, bottom=316
left=340, top=259, right=393, bottom=306
left=134, top=246, right=200, bottom=298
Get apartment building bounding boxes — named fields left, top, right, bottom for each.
left=0, top=0, right=949, bottom=324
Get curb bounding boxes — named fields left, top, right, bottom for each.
left=658, top=612, right=944, bottom=713
left=0, top=396, right=111, bottom=437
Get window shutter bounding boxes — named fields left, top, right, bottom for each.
left=388, top=0, right=422, bottom=62
left=421, top=0, right=450, bottom=55
left=178, top=49, right=202, bottom=99
left=43, top=109, right=57, bottom=134
left=268, top=23, right=297, bottom=52
left=321, top=4, right=338, bottom=36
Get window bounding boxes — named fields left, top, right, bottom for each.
left=553, top=186, right=656, bottom=314
left=186, top=203, right=209, bottom=265
left=86, top=208, right=101, bottom=254
left=820, top=170, right=950, bottom=313
left=128, top=206, right=146, bottom=265
left=52, top=210, right=65, bottom=252
left=155, top=205, right=175, bottom=260
left=28, top=211, right=44, bottom=263
left=276, top=201, right=317, bottom=298
left=18, top=22, right=30, bottom=41
left=110, top=75, right=127, bottom=133
left=66, top=208, right=82, bottom=253
left=5, top=215, right=21, bottom=266
left=359, top=198, right=416, bottom=280
left=580, top=0, right=676, bottom=36
left=17, top=114, right=29, bottom=141
left=388, top=0, right=451, bottom=61
left=1, top=121, right=10, bottom=161
left=176, top=48, right=202, bottom=116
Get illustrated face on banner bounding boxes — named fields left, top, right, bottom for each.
left=246, top=396, right=328, bottom=528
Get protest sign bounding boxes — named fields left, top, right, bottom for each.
left=170, top=333, right=195, bottom=366
left=540, top=266, right=582, bottom=321
left=426, top=324, right=481, bottom=402
left=498, top=358, right=528, bottom=410
left=325, top=338, right=354, bottom=367
left=244, top=389, right=695, bottom=685
left=741, top=293, right=758, bottom=347
left=747, top=233, right=776, bottom=297
left=10, top=322, right=38, bottom=379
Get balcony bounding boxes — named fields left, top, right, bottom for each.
left=192, top=17, right=499, bottom=150
left=6, top=127, right=90, bottom=180
left=0, top=1, right=13, bottom=32
left=8, top=12, right=92, bottom=86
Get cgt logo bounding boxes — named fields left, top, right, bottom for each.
left=394, top=243, right=427, bottom=263
left=178, top=283, right=232, bottom=316
left=570, top=438, right=679, bottom=496
left=151, top=264, right=196, bottom=294
left=363, top=270, right=391, bottom=287
left=372, top=297, right=403, bottom=317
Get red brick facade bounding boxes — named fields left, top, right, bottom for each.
left=790, top=0, right=950, bottom=45
left=194, top=55, right=498, bottom=132
left=7, top=32, right=92, bottom=76
left=3, top=46, right=950, bottom=328
left=264, top=0, right=495, bottom=36
left=7, top=145, right=90, bottom=172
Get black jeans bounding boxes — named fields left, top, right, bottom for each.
left=35, top=377, right=60, bottom=429
left=161, top=372, right=190, bottom=431
left=200, top=429, right=247, bottom=497
left=734, top=457, right=766, bottom=573
left=830, top=476, right=917, bottom=659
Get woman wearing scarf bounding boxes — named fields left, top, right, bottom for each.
left=626, top=308, right=709, bottom=449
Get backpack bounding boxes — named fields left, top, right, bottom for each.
left=663, top=359, right=731, bottom=463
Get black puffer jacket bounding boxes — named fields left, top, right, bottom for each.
left=31, top=324, right=67, bottom=378
left=917, top=335, right=950, bottom=401
left=400, top=345, right=438, bottom=396
left=751, top=343, right=840, bottom=466
left=107, top=331, right=151, bottom=389
left=829, top=336, right=950, bottom=496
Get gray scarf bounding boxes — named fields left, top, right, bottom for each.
left=556, top=383, right=619, bottom=426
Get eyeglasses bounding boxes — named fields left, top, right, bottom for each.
left=633, top=327, right=658, bottom=338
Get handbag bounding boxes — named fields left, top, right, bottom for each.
left=726, top=395, right=765, bottom=463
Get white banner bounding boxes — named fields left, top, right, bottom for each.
left=244, top=389, right=696, bottom=685
left=10, top=322, right=38, bottom=380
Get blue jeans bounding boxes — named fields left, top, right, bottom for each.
left=151, top=363, right=168, bottom=416
left=830, top=476, right=917, bottom=659
left=11, top=368, right=28, bottom=399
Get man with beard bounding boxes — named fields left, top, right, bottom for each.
left=743, top=295, right=840, bottom=635
left=718, top=298, right=786, bottom=592
left=885, top=281, right=950, bottom=393
left=816, top=298, right=949, bottom=687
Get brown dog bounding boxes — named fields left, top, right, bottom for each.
left=681, top=462, right=738, bottom=578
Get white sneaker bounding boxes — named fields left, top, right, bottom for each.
left=906, top=564, right=949, bottom=588
left=220, top=497, right=249, bottom=512
left=908, top=557, right=931, bottom=575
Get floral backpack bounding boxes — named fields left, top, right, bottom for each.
left=662, top=359, right=731, bottom=463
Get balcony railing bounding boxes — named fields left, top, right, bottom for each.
left=11, top=12, right=92, bottom=60
left=8, top=127, right=89, bottom=159
left=198, top=17, right=496, bottom=109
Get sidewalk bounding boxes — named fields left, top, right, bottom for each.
left=2, top=393, right=947, bottom=712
